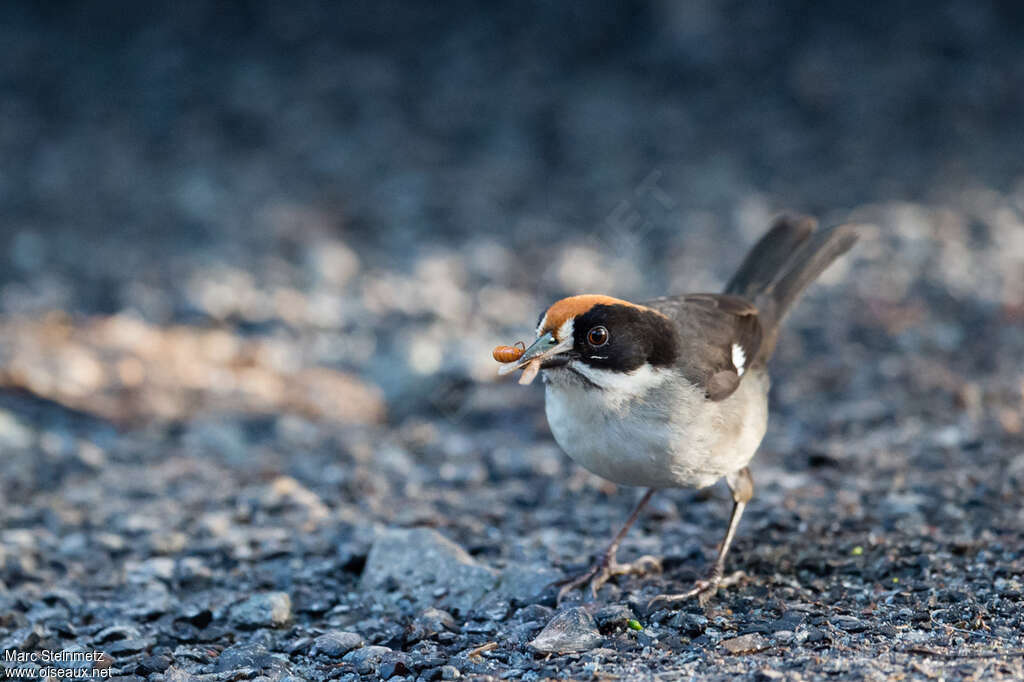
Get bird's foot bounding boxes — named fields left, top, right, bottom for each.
left=555, top=553, right=662, bottom=605
left=648, top=570, right=746, bottom=609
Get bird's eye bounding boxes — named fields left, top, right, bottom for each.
left=587, top=326, right=609, bottom=347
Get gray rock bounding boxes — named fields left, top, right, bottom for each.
left=228, top=593, right=292, bottom=629
left=768, top=611, right=806, bottom=632
left=360, top=528, right=497, bottom=615
left=163, top=668, right=200, bottom=682
left=93, top=624, right=143, bottom=643
left=492, top=564, right=560, bottom=606
left=135, top=655, right=171, bottom=675
left=831, top=615, right=868, bottom=632
left=593, top=604, right=636, bottom=630
left=1, top=624, right=45, bottom=652
left=406, top=608, right=458, bottom=642
left=127, top=557, right=176, bottom=584
left=669, top=611, right=708, bottom=637
left=342, top=645, right=392, bottom=675
left=516, top=604, right=554, bottom=622
left=124, top=587, right=175, bottom=620
left=106, top=637, right=153, bottom=655
left=310, top=630, right=364, bottom=658
left=440, top=665, right=461, bottom=680
left=529, top=607, right=603, bottom=654
left=470, top=598, right=509, bottom=623
left=378, top=652, right=412, bottom=679
left=506, top=619, right=546, bottom=646
left=214, top=642, right=284, bottom=673
left=721, top=633, right=770, bottom=654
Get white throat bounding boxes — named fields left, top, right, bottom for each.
left=562, top=361, right=672, bottom=406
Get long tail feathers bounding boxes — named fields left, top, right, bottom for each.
left=766, top=223, right=859, bottom=324
left=728, top=214, right=859, bottom=362
left=725, top=214, right=817, bottom=300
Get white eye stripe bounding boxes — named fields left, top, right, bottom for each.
left=589, top=355, right=608, bottom=360
left=731, top=343, right=746, bottom=376
left=557, top=318, right=574, bottom=343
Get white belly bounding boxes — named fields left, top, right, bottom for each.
left=544, top=368, right=769, bottom=489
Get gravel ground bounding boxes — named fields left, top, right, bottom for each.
left=2, top=2, right=1024, bottom=680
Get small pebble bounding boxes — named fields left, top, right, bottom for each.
left=228, top=592, right=292, bottom=629
left=310, top=631, right=364, bottom=658
left=721, top=633, right=770, bottom=654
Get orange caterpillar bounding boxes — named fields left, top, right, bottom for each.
left=492, top=341, right=526, bottom=363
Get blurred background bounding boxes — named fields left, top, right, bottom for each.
left=1, top=1, right=1023, bottom=678
left=2, top=0, right=1022, bottom=427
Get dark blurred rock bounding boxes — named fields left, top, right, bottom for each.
left=214, top=641, right=291, bottom=676
left=106, top=637, right=152, bottom=655
left=768, top=611, right=806, bottom=632
left=802, top=627, right=830, bottom=644
left=135, top=654, right=171, bottom=675
left=669, top=612, right=708, bottom=637
left=379, top=652, right=412, bottom=679
left=1, top=624, right=45, bottom=651
left=830, top=615, right=867, bottom=632
left=163, top=667, right=200, bottom=682
left=342, top=645, right=393, bottom=675
left=593, top=604, right=637, bottom=631
left=406, top=608, right=458, bottom=643
left=310, top=630, right=364, bottom=658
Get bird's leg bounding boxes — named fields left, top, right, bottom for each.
left=556, top=488, right=661, bottom=604
left=649, top=467, right=753, bottom=608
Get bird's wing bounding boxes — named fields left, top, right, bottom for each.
left=644, top=293, right=764, bottom=401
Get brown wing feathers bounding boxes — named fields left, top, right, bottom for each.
left=681, top=294, right=763, bottom=400
left=647, top=293, right=763, bottom=401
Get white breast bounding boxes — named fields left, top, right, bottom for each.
left=543, top=363, right=769, bottom=489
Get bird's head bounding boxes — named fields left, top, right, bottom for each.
left=499, top=295, right=679, bottom=387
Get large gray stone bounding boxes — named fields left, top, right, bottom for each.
left=493, top=564, right=561, bottom=606
left=360, top=527, right=497, bottom=616
left=529, top=607, right=603, bottom=654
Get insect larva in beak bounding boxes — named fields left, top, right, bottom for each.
left=492, top=341, right=526, bottom=363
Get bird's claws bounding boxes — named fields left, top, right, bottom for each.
left=647, top=570, right=747, bottom=609
left=555, top=554, right=662, bottom=605
left=648, top=578, right=720, bottom=609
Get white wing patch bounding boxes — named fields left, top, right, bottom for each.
left=732, top=343, right=746, bottom=376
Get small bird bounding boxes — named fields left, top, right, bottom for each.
left=497, top=215, right=858, bottom=604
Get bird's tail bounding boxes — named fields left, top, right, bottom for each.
left=726, top=214, right=859, bottom=361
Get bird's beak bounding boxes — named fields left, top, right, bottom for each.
left=497, top=331, right=573, bottom=376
